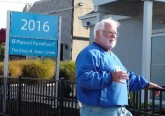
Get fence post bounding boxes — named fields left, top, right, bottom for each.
left=144, top=88, right=148, bottom=116
left=2, top=77, right=7, bottom=114
left=17, top=77, right=22, bottom=116
left=59, top=77, right=65, bottom=116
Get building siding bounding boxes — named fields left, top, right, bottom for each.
left=72, top=0, right=93, bottom=60
left=73, top=0, right=93, bottom=38
left=72, top=38, right=89, bottom=61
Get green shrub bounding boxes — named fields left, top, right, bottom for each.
left=8, top=60, right=26, bottom=77
left=22, top=59, right=55, bottom=79
left=0, top=44, right=4, bottom=56
left=0, top=60, right=25, bottom=77
left=8, top=65, right=22, bottom=77
left=59, top=61, right=76, bottom=80
left=0, top=59, right=76, bottom=80
left=0, top=62, right=4, bottom=76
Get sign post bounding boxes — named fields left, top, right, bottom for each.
left=3, top=11, right=61, bottom=113
left=3, top=11, right=11, bottom=114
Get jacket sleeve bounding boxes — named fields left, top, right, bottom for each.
left=76, top=50, right=112, bottom=90
left=128, top=71, right=149, bottom=92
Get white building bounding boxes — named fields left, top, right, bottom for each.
left=79, top=0, right=165, bottom=88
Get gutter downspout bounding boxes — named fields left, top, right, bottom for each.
left=142, top=0, right=153, bottom=81
left=71, top=0, right=74, bottom=60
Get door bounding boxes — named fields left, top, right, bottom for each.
left=151, top=34, right=165, bottom=99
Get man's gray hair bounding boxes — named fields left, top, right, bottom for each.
left=93, top=17, right=120, bottom=38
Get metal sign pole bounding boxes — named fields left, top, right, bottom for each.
left=3, top=10, right=11, bottom=114
left=55, top=16, right=62, bottom=81
left=54, top=16, right=62, bottom=109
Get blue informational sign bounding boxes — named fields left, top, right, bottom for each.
left=10, top=11, right=59, bottom=40
left=9, top=37, right=58, bottom=57
left=8, top=11, right=60, bottom=57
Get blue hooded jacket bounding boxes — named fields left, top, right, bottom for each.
left=76, top=42, right=149, bottom=107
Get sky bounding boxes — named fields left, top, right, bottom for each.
left=0, top=0, right=41, bottom=29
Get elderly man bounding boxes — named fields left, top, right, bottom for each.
left=76, top=17, right=162, bottom=116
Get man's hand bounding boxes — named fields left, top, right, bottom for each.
left=148, top=82, right=162, bottom=96
left=111, top=71, right=129, bottom=84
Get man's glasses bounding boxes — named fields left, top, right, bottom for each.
left=99, top=30, right=119, bottom=37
